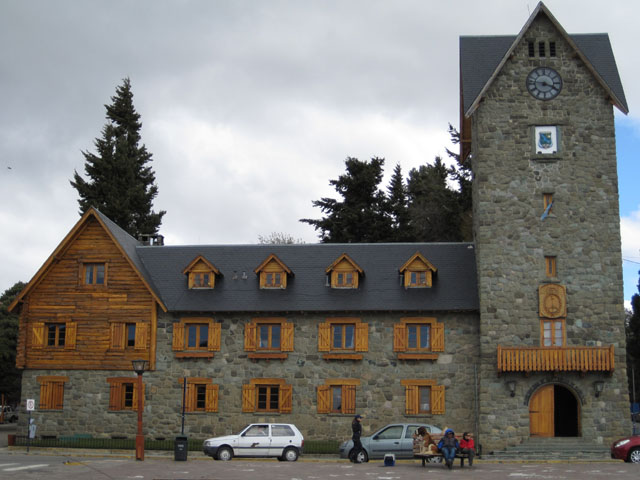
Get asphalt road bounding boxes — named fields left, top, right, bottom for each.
left=0, top=451, right=639, bottom=480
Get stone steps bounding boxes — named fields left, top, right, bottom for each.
left=485, top=438, right=610, bottom=461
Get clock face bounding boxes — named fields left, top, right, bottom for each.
left=526, top=67, right=562, bottom=100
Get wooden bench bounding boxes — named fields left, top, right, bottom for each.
left=414, top=451, right=471, bottom=467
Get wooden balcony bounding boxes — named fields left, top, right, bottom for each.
left=497, top=345, right=614, bottom=374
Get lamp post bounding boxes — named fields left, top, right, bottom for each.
left=132, top=359, right=148, bottom=461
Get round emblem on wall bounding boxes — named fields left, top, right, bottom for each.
left=526, top=67, right=562, bottom=100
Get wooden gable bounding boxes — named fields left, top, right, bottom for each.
left=182, top=255, right=221, bottom=289
left=399, top=252, right=437, bottom=288
left=254, top=254, right=292, bottom=289
left=10, top=208, right=162, bottom=371
left=325, top=253, right=363, bottom=289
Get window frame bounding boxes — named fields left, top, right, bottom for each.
left=545, top=256, right=557, bottom=278
left=399, top=252, right=437, bottom=289
left=244, top=318, right=293, bottom=359
left=242, top=378, right=292, bottom=414
left=80, top=261, right=107, bottom=287
left=325, top=254, right=363, bottom=289
left=254, top=254, right=292, bottom=290
left=179, top=378, right=219, bottom=413
left=318, top=318, right=368, bottom=359
left=393, top=317, right=444, bottom=359
left=317, top=379, right=359, bottom=414
left=401, top=379, right=445, bottom=415
left=173, top=318, right=220, bottom=358
left=110, top=322, right=149, bottom=351
left=46, top=323, right=66, bottom=347
left=107, top=377, right=144, bottom=411
left=541, top=318, right=565, bottom=347
left=32, top=321, right=77, bottom=350
left=182, top=256, right=220, bottom=290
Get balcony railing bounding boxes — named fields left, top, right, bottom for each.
left=497, top=345, right=614, bottom=374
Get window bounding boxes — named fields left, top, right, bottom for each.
left=528, top=41, right=535, bottom=57
left=47, top=323, right=66, bottom=347
left=254, top=254, right=292, bottom=290
left=107, top=377, right=144, bottom=411
left=317, top=379, right=359, bottom=414
left=538, top=41, right=546, bottom=57
left=549, top=41, right=556, bottom=57
left=110, top=322, right=148, bottom=351
left=545, top=256, right=557, bottom=278
left=318, top=318, right=368, bottom=359
left=179, top=378, right=218, bottom=412
left=326, top=254, right=363, bottom=289
left=244, top=318, right=293, bottom=358
left=242, top=378, right=292, bottom=413
left=37, top=376, right=68, bottom=410
left=393, top=318, right=444, bottom=359
left=182, top=256, right=220, bottom=289
left=401, top=379, right=445, bottom=415
left=83, top=263, right=106, bottom=285
left=543, top=193, right=554, bottom=216
left=172, top=318, right=220, bottom=358
left=31, top=321, right=76, bottom=350
left=399, top=252, right=437, bottom=289
left=542, top=319, right=565, bottom=347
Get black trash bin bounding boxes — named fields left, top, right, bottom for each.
left=174, top=436, right=188, bottom=461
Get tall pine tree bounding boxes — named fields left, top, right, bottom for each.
left=301, top=157, right=392, bottom=243
left=71, top=78, right=165, bottom=238
left=0, top=281, right=25, bottom=405
left=386, top=163, right=412, bottom=242
left=627, top=271, right=640, bottom=406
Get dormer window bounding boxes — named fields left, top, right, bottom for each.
left=399, top=252, right=437, bottom=289
left=326, top=254, right=363, bottom=289
left=182, top=256, right=221, bottom=289
left=254, top=254, right=292, bottom=290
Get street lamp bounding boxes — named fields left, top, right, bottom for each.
left=132, top=359, right=148, bottom=461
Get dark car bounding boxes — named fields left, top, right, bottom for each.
left=611, top=435, right=640, bottom=463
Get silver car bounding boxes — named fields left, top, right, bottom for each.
left=203, top=423, right=304, bottom=461
left=339, top=422, right=442, bottom=463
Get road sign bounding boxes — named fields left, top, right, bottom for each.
left=26, top=398, right=35, bottom=411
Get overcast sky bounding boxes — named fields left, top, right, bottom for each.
left=1, top=0, right=639, bottom=307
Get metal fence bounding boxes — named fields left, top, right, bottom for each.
left=12, top=435, right=340, bottom=455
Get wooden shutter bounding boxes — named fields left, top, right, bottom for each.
left=39, top=382, right=51, bottom=409
left=208, top=322, right=221, bottom=351
left=110, top=323, right=125, bottom=350
left=244, top=322, right=257, bottom=351
left=132, top=382, right=145, bottom=412
left=65, top=322, right=77, bottom=350
left=279, top=384, right=292, bottom=413
left=318, top=323, right=330, bottom=351
left=431, top=322, right=444, bottom=352
left=109, top=382, right=123, bottom=410
left=281, top=322, right=294, bottom=352
left=205, top=384, right=219, bottom=412
left=242, top=384, right=255, bottom=412
left=431, top=385, right=445, bottom=414
left=52, top=381, right=65, bottom=409
left=317, top=385, right=331, bottom=413
left=393, top=323, right=407, bottom=352
left=355, top=322, right=368, bottom=352
left=134, top=323, right=148, bottom=350
left=406, top=384, right=419, bottom=415
left=172, top=322, right=185, bottom=351
left=343, top=384, right=356, bottom=414
left=185, top=382, right=196, bottom=412
left=32, top=323, right=45, bottom=348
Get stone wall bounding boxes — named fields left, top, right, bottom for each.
left=18, top=310, right=480, bottom=442
left=471, top=15, right=629, bottom=450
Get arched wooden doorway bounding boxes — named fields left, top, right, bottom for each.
left=529, top=384, right=580, bottom=437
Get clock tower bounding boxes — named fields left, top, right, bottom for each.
left=461, top=3, right=629, bottom=449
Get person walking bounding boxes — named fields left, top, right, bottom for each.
left=459, top=432, right=475, bottom=467
left=437, top=428, right=459, bottom=469
left=349, top=414, right=364, bottom=463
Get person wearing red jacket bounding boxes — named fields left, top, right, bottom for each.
left=459, top=432, right=475, bottom=467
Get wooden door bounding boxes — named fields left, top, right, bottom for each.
left=529, top=384, right=554, bottom=437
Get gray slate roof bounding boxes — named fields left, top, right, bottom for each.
left=135, top=242, right=479, bottom=313
left=460, top=33, right=628, bottom=114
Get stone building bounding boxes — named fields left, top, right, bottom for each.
left=10, top=3, right=630, bottom=452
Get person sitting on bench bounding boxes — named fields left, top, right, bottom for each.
left=437, top=429, right=459, bottom=469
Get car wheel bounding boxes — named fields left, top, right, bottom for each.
left=216, top=446, right=233, bottom=461
left=283, top=447, right=299, bottom=462
left=351, top=449, right=368, bottom=463
left=629, top=448, right=640, bottom=463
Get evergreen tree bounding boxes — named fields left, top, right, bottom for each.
left=386, top=163, right=412, bottom=242
left=0, top=281, right=25, bottom=405
left=445, top=123, right=473, bottom=241
left=627, top=272, right=640, bottom=405
left=71, top=78, right=165, bottom=238
left=301, top=157, right=392, bottom=243
left=406, top=156, right=461, bottom=242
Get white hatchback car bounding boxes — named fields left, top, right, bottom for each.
left=203, top=423, right=304, bottom=461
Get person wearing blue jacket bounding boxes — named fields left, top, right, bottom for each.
left=437, top=428, right=459, bottom=468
